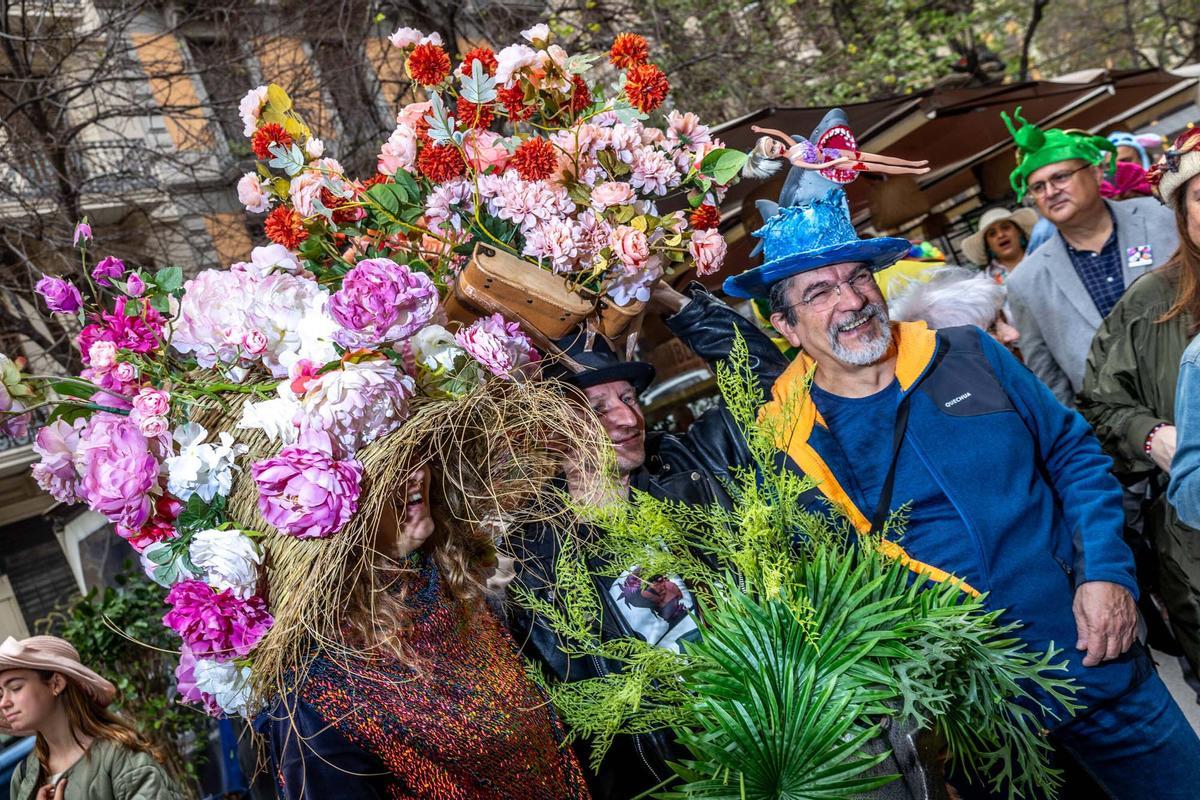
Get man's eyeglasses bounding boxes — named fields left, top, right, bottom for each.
left=786, top=268, right=877, bottom=313
left=1027, top=164, right=1090, bottom=198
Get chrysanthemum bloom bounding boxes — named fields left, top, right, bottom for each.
left=406, top=42, right=452, bottom=86
left=609, top=33, right=649, bottom=69
left=460, top=46, right=498, bottom=76
left=625, top=63, right=670, bottom=114
left=251, top=430, right=363, bottom=540
left=498, top=84, right=534, bottom=122
left=251, top=123, right=293, bottom=161
left=510, top=137, right=558, bottom=181
left=417, top=143, right=466, bottom=183
left=264, top=206, right=308, bottom=249
left=690, top=204, right=721, bottom=230
left=329, top=257, right=439, bottom=348
left=570, top=75, right=592, bottom=113
left=163, top=580, right=272, bottom=661
left=456, top=99, right=495, bottom=131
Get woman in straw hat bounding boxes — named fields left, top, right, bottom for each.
left=1081, top=127, right=1200, bottom=694
left=961, top=206, right=1039, bottom=282
left=0, top=635, right=179, bottom=800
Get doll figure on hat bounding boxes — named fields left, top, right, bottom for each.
left=743, top=120, right=930, bottom=184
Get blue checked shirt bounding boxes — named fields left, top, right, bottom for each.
left=1061, top=211, right=1124, bottom=319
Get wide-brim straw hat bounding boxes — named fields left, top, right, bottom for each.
left=961, top=207, right=1038, bottom=266
left=0, top=636, right=116, bottom=728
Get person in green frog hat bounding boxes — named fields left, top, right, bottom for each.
left=1001, top=106, right=1177, bottom=405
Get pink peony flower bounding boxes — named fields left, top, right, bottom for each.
left=590, top=181, right=635, bottom=210
left=455, top=313, right=540, bottom=380
left=91, top=256, right=126, bottom=287
left=523, top=218, right=580, bottom=273
left=388, top=26, right=425, bottom=49
left=630, top=147, right=681, bottom=196
left=689, top=229, right=728, bottom=277
left=329, top=258, right=439, bottom=349
left=378, top=124, right=419, bottom=176
left=296, top=359, right=416, bottom=458
left=237, top=173, right=271, bottom=213
left=35, top=275, right=83, bottom=314
left=163, top=581, right=272, bottom=661
left=126, top=273, right=146, bottom=297
left=251, top=430, right=363, bottom=539
left=77, top=413, right=160, bottom=528
left=238, top=86, right=268, bottom=137
left=610, top=225, right=651, bottom=271
left=31, top=419, right=83, bottom=503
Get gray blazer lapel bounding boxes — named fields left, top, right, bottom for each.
left=1113, top=199, right=1155, bottom=286
left=1038, top=234, right=1102, bottom=328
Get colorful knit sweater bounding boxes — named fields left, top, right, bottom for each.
left=254, top=555, right=590, bottom=799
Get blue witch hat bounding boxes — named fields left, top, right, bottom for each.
left=723, top=109, right=910, bottom=300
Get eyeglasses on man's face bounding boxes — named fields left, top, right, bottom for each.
left=1027, top=164, right=1090, bottom=198
left=789, top=267, right=877, bottom=313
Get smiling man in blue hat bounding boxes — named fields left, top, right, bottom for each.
left=724, top=113, right=1200, bottom=798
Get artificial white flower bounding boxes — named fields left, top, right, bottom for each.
left=165, top=423, right=249, bottom=503
left=237, top=392, right=302, bottom=444
left=521, top=23, right=550, bottom=44
left=410, top=324, right=464, bottom=373
left=189, top=528, right=262, bottom=599
left=193, top=657, right=254, bottom=718
left=304, top=137, right=325, bottom=159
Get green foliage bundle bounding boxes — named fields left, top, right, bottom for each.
left=52, top=565, right=206, bottom=794
left=515, top=334, right=1079, bottom=799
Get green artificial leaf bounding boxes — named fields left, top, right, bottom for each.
left=46, top=402, right=92, bottom=425
left=367, top=183, right=404, bottom=216
left=49, top=379, right=96, bottom=401
left=267, top=142, right=307, bottom=177
left=424, top=93, right=457, bottom=145
left=153, top=266, right=183, bottom=294
left=148, top=294, right=170, bottom=313
left=459, top=58, right=497, bottom=105
left=698, top=148, right=749, bottom=186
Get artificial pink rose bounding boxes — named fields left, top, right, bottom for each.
left=113, top=362, right=139, bottom=383
left=289, top=159, right=344, bottom=218
left=243, top=329, right=268, bottom=355
left=689, top=228, right=728, bottom=277
left=455, top=313, right=540, bottom=380
left=463, top=130, right=510, bottom=173
left=237, top=173, right=271, bottom=213
left=126, top=273, right=146, bottom=297
left=137, top=416, right=170, bottom=439
left=396, top=101, right=432, bottom=129
left=73, top=220, right=92, bottom=247
left=378, top=125, right=419, bottom=176
left=590, top=181, right=635, bottom=210
left=163, top=581, right=272, bottom=661
left=133, top=387, right=171, bottom=418
left=388, top=26, right=424, bottom=49
left=495, top=43, right=537, bottom=86
left=609, top=225, right=651, bottom=271
left=238, top=86, right=268, bottom=137
left=92, top=256, right=126, bottom=287
left=78, top=413, right=160, bottom=528
left=89, top=341, right=118, bottom=371
left=250, top=430, right=363, bottom=539
left=35, top=275, right=83, bottom=314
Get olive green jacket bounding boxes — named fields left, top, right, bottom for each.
left=10, top=739, right=180, bottom=800
left=1080, top=270, right=1193, bottom=477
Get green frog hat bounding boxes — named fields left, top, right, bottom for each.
left=1002, top=107, right=1115, bottom=201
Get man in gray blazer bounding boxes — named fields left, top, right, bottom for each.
left=1002, top=111, right=1178, bottom=405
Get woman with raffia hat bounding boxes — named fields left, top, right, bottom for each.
left=960, top=206, right=1038, bottom=282
left=1079, top=126, right=1200, bottom=693
left=0, top=635, right=179, bottom=800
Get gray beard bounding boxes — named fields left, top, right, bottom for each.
left=827, top=303, right=892, bottom=366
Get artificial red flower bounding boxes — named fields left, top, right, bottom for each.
left=265, top=206, right=308, bottom=248
left=690, top=204, right=720, bottom=230
left=320, top=187, right=365, bottom=225
left=456, top=99, right=495, bottom=131
left=417, top=143, right=466, bottom=182
left=570, top=75, right=592, bottom=113
left=625, top=63, right=669, bottom=114
left=459, top=46, right=498, bottom=77
left=251, top=123, right=293, bottom=161
left=498, top=84, right=534, bottom=122
left=360, top=173, right=393, bottom=190
left=510, top=137, right=558, bottom=182
left=609, top=33, right=649, bottom=69
left=406, top=42, right=452, bottom=87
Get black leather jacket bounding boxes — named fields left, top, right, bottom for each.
left=506, top=288, right=788, bottom=799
